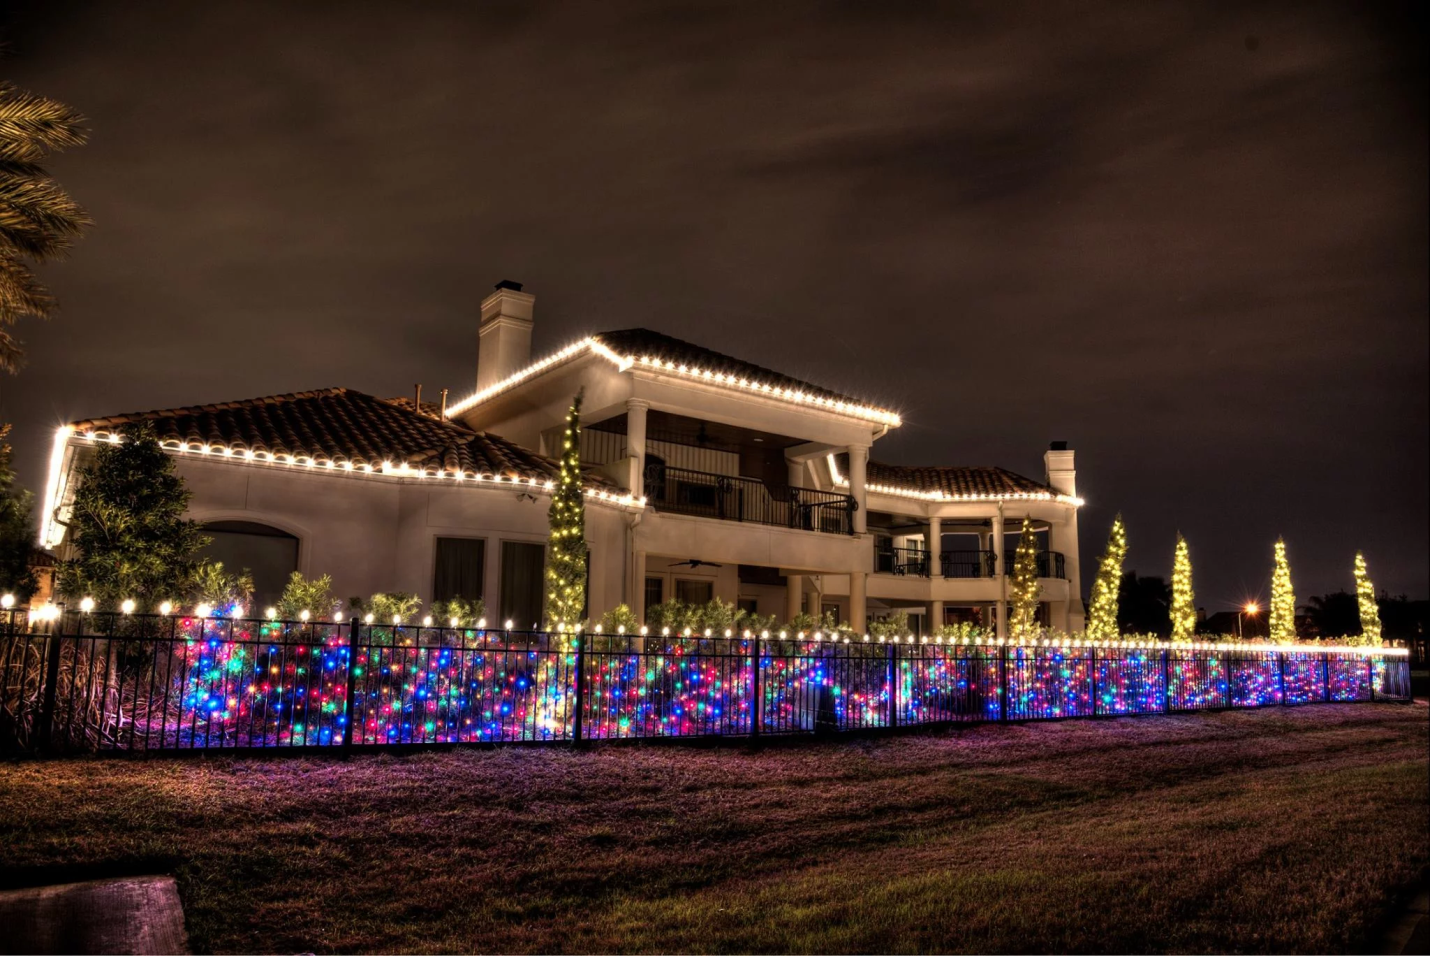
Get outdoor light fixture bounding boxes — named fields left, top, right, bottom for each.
left=120, top=599, right=135, bottom=614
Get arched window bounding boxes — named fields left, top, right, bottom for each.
left=199, top=521, right=299, bottom=607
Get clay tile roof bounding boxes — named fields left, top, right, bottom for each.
left=68, top=388, right=623, bottom=490
left=594, top=328, right=873, bottom=409
left=835, top=453, right=1061, bottom=499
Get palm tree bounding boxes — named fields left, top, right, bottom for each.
left=0, top=81, right=90, bottom=372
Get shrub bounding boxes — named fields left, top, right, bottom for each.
left=188, top=560, right=254, bottom=613
left=430, top=596, right=486, bottom=628
left=595, top=603, right=640, bottom=634
left=276, top=572, right=340, bottom=621
left=869, top=611, right=911, bottom=640
left=349, top=592, right=422, bottom=623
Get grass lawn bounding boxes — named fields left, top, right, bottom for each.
left=1, top=703, right=1426, bottom=954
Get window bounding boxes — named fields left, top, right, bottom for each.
left=199, top=521, right=298, bottom=608
left=738, top=598, right=758, bottom=617
left=433, top=537, right=485, bottom=604
left=500, top=541, right=545, bottom=630
left=645, top=576, right=664, bottom=612
left=675, top=579, right=713, bottom=605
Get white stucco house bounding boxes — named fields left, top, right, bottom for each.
left=40, top=281, right=1085, bottom=635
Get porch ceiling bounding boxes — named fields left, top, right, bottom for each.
left=589, top=409, right=804, bottom=454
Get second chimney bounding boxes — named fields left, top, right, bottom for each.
left=476, top=280, right=535, bottom=393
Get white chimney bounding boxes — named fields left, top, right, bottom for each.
left=1044, top=441, right=1075, bottom=497
left=477, top=280, right=535, bottom=392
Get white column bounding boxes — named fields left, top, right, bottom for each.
left=849, top=571, right=867, bottom=633
left=848, top=444, right=869, bottom=534
left=928, top=516, right=942, bottom=578
left=992, top=509, right=1007, bottom=640
left=786, top=574, right=804, bottom=623
left=626, top=399, right=649, bottom=499
left=930, top=600, right=945, bottom=632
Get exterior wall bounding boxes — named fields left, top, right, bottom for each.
left=130, top=450, right=630, bottom=621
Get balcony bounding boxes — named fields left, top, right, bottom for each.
left=645, top=464, right=856, bottom=535
left=876, top=547, right=1066, bottom=580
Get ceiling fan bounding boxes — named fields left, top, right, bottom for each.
left=668, top=559, right=723, bottom=569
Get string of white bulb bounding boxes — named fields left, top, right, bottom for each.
left=827, top=453, right=1084, bottom=506
left=442, top=336, right=903, bottom=426
left=38, top=427, right=645, bottom=547
left=11, top=594, right=1405, bottom=657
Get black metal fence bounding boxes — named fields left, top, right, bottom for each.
left=0, top=610, right=1412, bottom=756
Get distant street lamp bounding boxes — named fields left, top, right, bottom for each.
left=1239, top=602, right=1260, bottom=639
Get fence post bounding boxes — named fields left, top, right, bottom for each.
left=1090, top=643, right=1098, bottom=716
left=36, top=614, right=65, bottom=754
left=342, top=615, right=361, bottom=752
left=887, top=642, right=898, bottom=729
left=998, top=642, right=1008, bottom=722
left=1161, top=646, right=1171, bottom=713
left=1368, top=654, right=1376, bottom=702
left=1321, top=653, right=1330, bottom=703
left=749, top=632, right=761, bottom=740
left=1277, top=650, right=1287, bottom=705
left=571, top=634, right=587, bottom=745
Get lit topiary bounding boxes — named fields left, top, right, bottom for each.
left=1086, top=514, right=1127, bottom=641
left=544, top=391, right=588, bottom=635
left=1269, top=538, right=1296, bottom=643
left=1009, top=516, right=1043, bottom=640
left=1353, top=552, right=1381, bottom=647
left=1170, top=535, right=1195, bottom=643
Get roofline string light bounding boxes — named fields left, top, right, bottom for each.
left=38, top=428, right=646, bottom=547
left=827, top=454, right=1084, bottom=507
left=443, top=337, right=902, bottom=426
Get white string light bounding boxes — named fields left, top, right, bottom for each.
left=443, top=336, right=902, bottom=426
left=827, top=454, right=1084, bottom=506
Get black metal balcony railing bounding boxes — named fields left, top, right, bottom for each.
left=874, top=548, right=1066, bottom=580
left=645, top=465, right=856, bottom=535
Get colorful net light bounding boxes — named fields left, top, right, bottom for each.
left=50, top=612, right=1408, bottom=752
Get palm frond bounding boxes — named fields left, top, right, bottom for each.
left=0, top=253, right=55, bottom=325
left=0, top=82, right=88, bottom=162
left=0, top=327, right=24, bottom=373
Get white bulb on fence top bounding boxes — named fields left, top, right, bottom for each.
left=617, top=625, right=625, bottom=635
left=476, top=618, right=487, bottom=629
left=422, top=615, right=433, bottom=627
left=195, top=603, right=212, bottom=619
left=0, top=594, right=13, bottom=609
left=120, top=599, right=136, bottom=615
left=265, top=607, right=277, bottom=620
left=449, top=617, right=459, bottom=628
left=364, top=613, right=375, bottom=624
left=504, top=619, right=513, bottom=630
left=159, top=601, right=173, bottom=616
left=639, top=626, right=648, bottom=636
left=80, top=597, right=95, bottom=613
left=299, top=609, right=310, bottom=622
left=334, top=611, right=344, bottom=622
left=391, top=614, right=401, bottom=625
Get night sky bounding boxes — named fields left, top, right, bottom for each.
left=2, top=1, right=1425, bottom=609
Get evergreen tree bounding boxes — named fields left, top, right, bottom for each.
left=0, top=82, right=91, bottom=372
left=1170, top=534, right=1195, bottom=642
left=0, top=426, right=38, bottom=602
left=55, top=422, right=208, bottom=610
left=1086, top=514, right=1128, bottom=641
left=1009, top=516, right=1043, bottom=639
left=1353, top=552, right=1382, bottom=647
left=1269, top=538, right=1296, bottom=643
left=544, top=391, right=587, bottom=633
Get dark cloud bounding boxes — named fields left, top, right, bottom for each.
left=1, top=0, right=1425, bottom=605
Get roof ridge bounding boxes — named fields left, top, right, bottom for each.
left=70, top=387, right=351, bottom=428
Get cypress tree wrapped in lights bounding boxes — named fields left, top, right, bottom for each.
left=1269, top=538, right=1296, bottom=643
left=1170, top=534, right=1195, bottom=643
left=1009, top=516, right=1043, bottom=640
left=1353, top=551, right=1382, bottom=647
left=1086, top=514, right=1128, bottom=641
left=543, top=391, right=588, bottom=635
